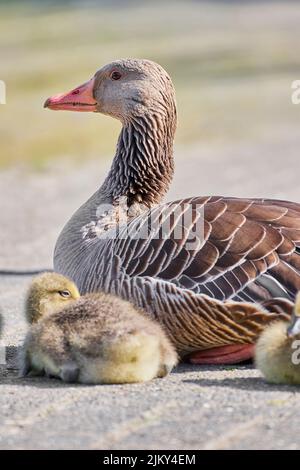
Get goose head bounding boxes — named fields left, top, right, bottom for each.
left=26, top=272, right=80, bottom=324
left=45, top=59, right=177, bottom=208
left=44, top=59, right=176, bottom=123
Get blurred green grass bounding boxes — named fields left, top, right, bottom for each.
left=0, top=0, right=300, bottom=167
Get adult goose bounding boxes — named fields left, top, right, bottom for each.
left=44, top=59, right=300, bottom=364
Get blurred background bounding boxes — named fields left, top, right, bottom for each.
left=1, top=0, right=299, bottom=167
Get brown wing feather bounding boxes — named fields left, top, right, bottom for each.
left=113, top=196, right=300, bottom=306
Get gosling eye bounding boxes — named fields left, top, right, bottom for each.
left=58, top=290, right=71, bottom=298
left=110, top=70, right=122, bottom=81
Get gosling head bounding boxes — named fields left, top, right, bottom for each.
left=26, top=272, right=80, bottom=324
left=44, top=58, right=176, bottom=123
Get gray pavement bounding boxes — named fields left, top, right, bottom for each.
left=1, top=135, right=300, bottom=449
left=1, top=364, right=300, bottom=450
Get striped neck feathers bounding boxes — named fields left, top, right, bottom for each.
left=101, top=100, right=177, bottom=208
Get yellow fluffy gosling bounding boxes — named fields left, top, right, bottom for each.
left=20, top=272, right=177, bottom=384
left=255, top=293, right=300, bottom=385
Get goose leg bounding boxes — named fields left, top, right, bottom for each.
left=188, top=344, right=255, bottom=365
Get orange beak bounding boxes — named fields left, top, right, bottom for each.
left=44, top=77, right=97, bottom=112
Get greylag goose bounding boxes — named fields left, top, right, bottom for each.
left=255, top=293, right=300, bottom=384
left=44, top=59, right=300, bottom=364
left=20, top=273, right=177, bottom=383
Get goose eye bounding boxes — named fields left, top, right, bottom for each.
left=110, top=71, right=122, bottom=81
left=58, top=290, right=71, bottom=298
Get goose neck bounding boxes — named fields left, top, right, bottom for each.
left=100, top=110, right=176, bottom=208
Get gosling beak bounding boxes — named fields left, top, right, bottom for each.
left=44, top=77, right=97, bottom=112
left=287, top=315, right=300, bottom=338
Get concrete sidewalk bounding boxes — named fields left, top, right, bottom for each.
left=1, top=363, right=299, bottom=450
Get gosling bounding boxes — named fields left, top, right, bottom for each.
left=20, top=273, right=177, bottom=384
left=255, top=293, right=300, bottom=385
